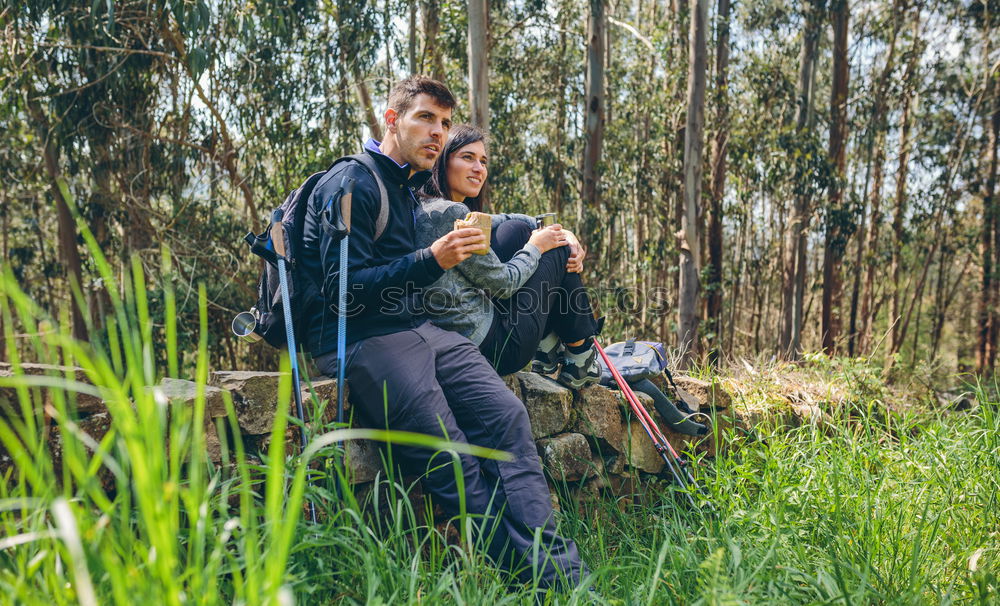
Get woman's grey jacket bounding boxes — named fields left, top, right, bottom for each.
left=414, top=198, right=540, bottom=345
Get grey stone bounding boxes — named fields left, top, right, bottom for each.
left=203, top=416, right=240, bottom=463
left=624, top=418, right=664, bottom=474
left=344, top=439, right=382, bottom=484
left=158, top=378, right=227, bottom=418
left=70, top=411, right=114, bottom=451
left=209, top=371, right=284, bottom=435
left=517, top=372, right=572, bottom=439
left=501, top=374, right=522, bottom=401
left=572, top=386, right=625, bottom=455
left=581, top=457, right=608, bottom=499
left=537, top=432, right=593, bottom=482
left=636, top=392, right=699, bottom=454
left=301, top=378, right=347, bottom=427
left=44, top=411, right=116, bottom=493
left=604, top=453, right=626, bottom=476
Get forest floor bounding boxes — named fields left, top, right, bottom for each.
left=253, top=356, right=1000, bottom=604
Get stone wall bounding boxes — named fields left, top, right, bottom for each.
left=1, top=362, right=747, bottom=497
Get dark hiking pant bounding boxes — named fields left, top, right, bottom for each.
left=315, top=322, right=585, bottom=589
left=482, top=221, right=599, bottom=375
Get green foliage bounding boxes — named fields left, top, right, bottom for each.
left=1, top=1, right=997, bottom=376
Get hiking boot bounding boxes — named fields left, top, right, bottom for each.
left=557, top=347, right=601, bottom=389
left=531, top=346, right=562, bottom=375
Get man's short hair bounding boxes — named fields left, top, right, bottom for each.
left=387, top=76, right=456, bottom=116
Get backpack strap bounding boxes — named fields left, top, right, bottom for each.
left=331, top=153, right=390, bottom=241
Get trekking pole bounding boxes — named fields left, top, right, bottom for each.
left=627, top=373, right=700, bottom=491
left=270, top=209, right=317, bottom=524
left=594, top=338, right=698, bottom=507
left=333, top=178, right=353, bottom=430
left=320, top=176, right=356, bottom=501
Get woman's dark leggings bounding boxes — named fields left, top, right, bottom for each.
left=480, top=221, right=598, bottom=375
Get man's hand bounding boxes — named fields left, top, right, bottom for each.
left=564, top=230, right=586, bottom=273
left=430, top=227, right=488, bottom=269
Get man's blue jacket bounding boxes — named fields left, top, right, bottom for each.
left=300, top=140, right=445, bottom=357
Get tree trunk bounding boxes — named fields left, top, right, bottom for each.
left=356, top=77, right=382, bottom=141
left=421, top=0, right=445, bottom=82
left=335, top=8, right=382, bottom=141
left=890, top=50, right=917, bottom=354
left=467, top=0, right=489, bottom=130
left=779, top=0, right=822, bottom=358
left=859, top=0, right=904, bottom=355
left=580, top=0, right=606, bottom=234
left=677, top=0, right=708, bottom=368
left=848, top=114, right=876, bottom=356
left=163, top=22, right=260, bottom=231
left=466, top=0, right=490, bottom=211
left=706, top=0, right=730, bottom=364
left=552, top=18, right=569, bottom=218
left=25, top=98, right=88, bottom=342
left=408, top=1, right=417, bottom=74
left=821, top=0, right=850, bottom=353
left=979, top=63, right=1000, bottom=373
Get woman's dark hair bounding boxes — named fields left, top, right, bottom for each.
left=420, top=124, right=488, bottom=211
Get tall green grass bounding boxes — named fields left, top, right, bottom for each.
left=0, top=193, right=997, bottom=604
left=0, top=195, right=520, bottom=605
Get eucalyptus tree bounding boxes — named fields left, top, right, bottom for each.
left=706, top=0, right=732, bottom=362
left=678, top=0, right=708, bottom=367
left=821, top=0, right=851, bottom=353
left=779, top=0, right=825, bottom=359
left=580, top=0, right=606, bottom=236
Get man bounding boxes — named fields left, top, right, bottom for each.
left=300, top=76, right=586, bottom=590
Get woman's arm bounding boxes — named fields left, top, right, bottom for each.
left=454, top=243, right=541, bottom=299
left=419, top=199, right=541, bottom=298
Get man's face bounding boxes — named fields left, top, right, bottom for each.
left=385, top=94, right=453, bottom=171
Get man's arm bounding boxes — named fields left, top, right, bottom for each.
left=312, top=167, right=443, bottom=311
left=311, top=167, right=486, bottom=312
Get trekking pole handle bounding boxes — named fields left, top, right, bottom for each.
left=271, top=209, right=287, bottom=259
left=339, top=177, right=354, bottom=235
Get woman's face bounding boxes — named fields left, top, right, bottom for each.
left=445, top=140, right=488, bottom=202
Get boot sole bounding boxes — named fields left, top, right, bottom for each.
left=531, top=361, right=560, bottom=374
left=556, top=372, right=600, bottom=389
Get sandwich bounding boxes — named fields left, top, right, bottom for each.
left=453, top=211, right=491, bottom=255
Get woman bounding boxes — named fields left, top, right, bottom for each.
left=416, top=125, right=601, bottom=387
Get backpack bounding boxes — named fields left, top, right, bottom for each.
left=596, top=339, right=704, bottom=416
left=241, top=154, right=389, bottom=348
left=596, top=340, right=669, bottom=384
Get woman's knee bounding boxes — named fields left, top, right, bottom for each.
left=493, top=221, right=533, bottom=261
left=541, top=244, right=570, bottom=265
left=497, top=220, right=532, bottom=244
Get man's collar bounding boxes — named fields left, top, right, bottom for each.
left=365, top=138, right=407, bottom=169
left=363, top=137, right=432, bottom=189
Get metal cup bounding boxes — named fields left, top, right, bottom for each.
left=232, top=310, right=262, bottom=343
left=535, top=213, right=557, bottom=228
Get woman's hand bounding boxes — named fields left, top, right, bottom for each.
left=528, top=224, right=569, bottom=253
left=563, top=230, right=586, bottom=273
